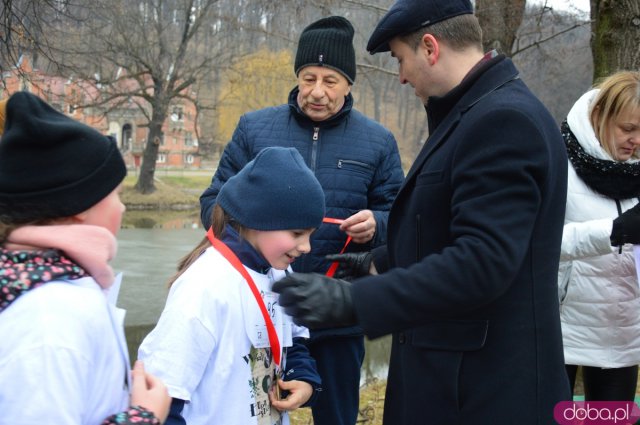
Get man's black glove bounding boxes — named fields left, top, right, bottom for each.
left=272, top=272, right=356, bottom=329
left=325, top=252, right=372, bottom=280
left=611, top=203, right=640, bottom=246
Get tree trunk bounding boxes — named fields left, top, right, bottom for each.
left=591, top=0, right=640, bottom=81
left=476, top=0, right=527, bottom=56
left=134, top=115, right=165, bottom=194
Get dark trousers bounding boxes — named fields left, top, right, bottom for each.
left=566, top=364, right=638, bottom=401
left=308, top=334, right=365, bottom=425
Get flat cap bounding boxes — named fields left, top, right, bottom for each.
left=367, top=0, right=473, bottom=54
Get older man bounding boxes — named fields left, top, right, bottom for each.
left=200, top=16, right=404, bottom=425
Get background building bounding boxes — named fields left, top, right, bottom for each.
left=1, top=55, right=201, bottom=169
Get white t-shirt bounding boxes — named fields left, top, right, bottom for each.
left=0, top=277, right=130, bottom=425
left=138, top=247, right=309, bottom=425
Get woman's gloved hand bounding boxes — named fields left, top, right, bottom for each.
left=325, top=252, right=372, bottom=280
left=611, top=203, right=640, bottom=246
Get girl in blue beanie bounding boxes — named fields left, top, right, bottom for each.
left=139, top=147, right=325, bottom=425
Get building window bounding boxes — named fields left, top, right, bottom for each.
left=122, top=123, right=132, bottom=151
left=185, top=154, right=194, bottom=164
left=171, top=105, right=184, bottom=122
left=157, top=153, right=166, bottom=164
left=185, top=132, right=194, bottom=146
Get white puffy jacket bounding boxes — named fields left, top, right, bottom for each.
left=559, top=90, right=640, bottom=368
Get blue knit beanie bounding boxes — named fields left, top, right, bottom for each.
left=217, top=147, right=325, bottom=230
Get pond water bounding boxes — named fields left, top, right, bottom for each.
left=113, top=220, right=390, bottom=384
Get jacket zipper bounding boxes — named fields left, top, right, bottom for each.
left=311, top=127, right=319, bottom=172
left=615, top=199, right=622, bottom=254
left=337, top=159, right=374, bottom=170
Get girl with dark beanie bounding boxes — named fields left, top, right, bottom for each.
left=0, top=91, right=170, bottom=424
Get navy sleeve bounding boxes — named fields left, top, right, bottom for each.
left=369, top=132, right=404, bottom=247
left=199, top=116, right=253, bottom=228
left=371, top=244, right=390, bottom=274
left=165, top=398, right=187, bottom=425
left=283, top=337, right=322, bottom=407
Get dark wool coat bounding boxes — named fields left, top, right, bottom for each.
left=352, top=56, right=571, bottom=425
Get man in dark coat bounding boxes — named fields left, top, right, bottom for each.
left=273, top=1, right=572, bottom=424
left=199, top=16, right=404, bottom=425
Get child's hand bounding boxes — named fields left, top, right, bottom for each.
left=130, top=360, right=171, bottom=423
left=269, top=379, right=313, bottom=412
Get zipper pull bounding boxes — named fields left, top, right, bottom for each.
left=313, top=127, right=319, bottom=141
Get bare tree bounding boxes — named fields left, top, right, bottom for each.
left=514, top=4, right=592, bottom=121
left=476, top=0, right=527, bottom=55
left=57, top=0, right=227, bottom=194
left=590, top=0, right=640, bottom=81
left=0, top=0, right=76, bottom=77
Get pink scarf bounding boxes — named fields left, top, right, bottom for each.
left=6, top=224, right=117, bottom=288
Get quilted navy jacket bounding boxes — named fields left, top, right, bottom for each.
left=200, top=88, right=404, bottom=276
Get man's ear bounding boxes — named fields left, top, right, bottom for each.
left=421, top=33, right=440, bottom=66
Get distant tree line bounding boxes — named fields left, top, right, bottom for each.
left=1, top=0, right=638, bottom=192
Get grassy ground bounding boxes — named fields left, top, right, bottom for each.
left=120, top=174, right=205, bottom=228
left=290, top=379, right=387, bottom=425
left=121, top=175, right=201, bottom=209
left=287, top=374, right=591, bottom=425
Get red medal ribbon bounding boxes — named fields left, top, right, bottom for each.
left=323, top=217, right=352, bottom=277
left=206, top=227, right=281, bottom=367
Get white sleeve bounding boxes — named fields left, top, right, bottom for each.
left=138, top=280, right=218, bottom=402
left=291, top=323, right=310, bottom=339
left=560, top=218, right=615, bottom=261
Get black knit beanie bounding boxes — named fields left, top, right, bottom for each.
left=294, top=16, right=356, bottom=84
left=217, top=147, right=325, bottom=231
left=0, top=91, right=127, bottom=222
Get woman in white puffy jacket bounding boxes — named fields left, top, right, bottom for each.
left=559, top=71, right=640, bottom=401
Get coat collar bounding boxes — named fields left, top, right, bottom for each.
left=402, top=56, right=520, bottom=186
left=426, top=51, right=503, bottom=134
left=221, top=224, right=271, bottom=274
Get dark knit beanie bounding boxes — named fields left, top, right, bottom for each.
left=0, top=91, right=127, bottom=222
left=295, top=16, right=356, bottom=84
left=217, top=147, right=325, bottom=231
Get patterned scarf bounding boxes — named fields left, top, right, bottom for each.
left=562, top=120, right=640, bottom=200
left=0, top=249, right=86, bottom=313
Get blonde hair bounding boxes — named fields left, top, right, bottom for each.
left=0, top=98, right=7, bottom=136
left=589, top=71, right=640, bottom=159
left=167, top=204, right=248, bottom=287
